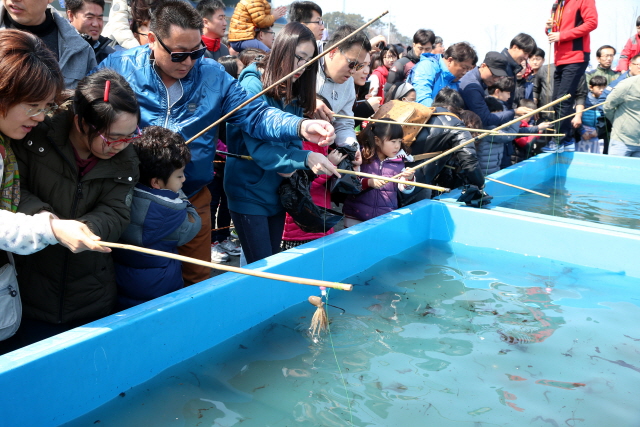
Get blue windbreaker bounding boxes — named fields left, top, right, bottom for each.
left=407, top=53, right=460, bottom=107
left=96, top=45, right=303, bottom=197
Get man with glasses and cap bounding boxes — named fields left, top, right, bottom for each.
left=459, top=51, right=535, bottom=128
left=97, top=0, right=337, bottom=286
left=314, top=24, right=371, bottom=151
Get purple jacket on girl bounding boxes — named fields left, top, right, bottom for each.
left=343, top=150, right=415, bottom=222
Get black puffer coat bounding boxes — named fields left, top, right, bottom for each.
left=12, top=109, right=139, bottom=324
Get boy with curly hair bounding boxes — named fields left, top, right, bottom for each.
left=113, top=127, right=201, bottom=309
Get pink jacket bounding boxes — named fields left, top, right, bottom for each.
left=282, top=142, right=335, bottom=242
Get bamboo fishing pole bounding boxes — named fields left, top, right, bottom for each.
left=486, top=177, right=550, bottom=198
left=332, top=114, right=499, bottom=134
left=214, top=151, right=450, bottom=191
left=544, top=101, right=607, bottom=127
left=398, top=94, right=572, bottom=177
left=185, top=10, right=390, bottom=145
left=498, top=133, right=565, bottom=137
left=442, top=165, right=550, bottom=198
left=97, top=242, right=353, bottom=291
left=336, top=169, right=450, bottom=192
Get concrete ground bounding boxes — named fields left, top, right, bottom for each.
left=210, top=207, right=346, bottom=278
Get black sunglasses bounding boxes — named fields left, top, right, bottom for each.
left=155, top=33, right=207, bottom=63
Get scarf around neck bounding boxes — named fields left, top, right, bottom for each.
left=202, top=35, right=221, bottom=52
left=0, top=134, right=20, bottom=212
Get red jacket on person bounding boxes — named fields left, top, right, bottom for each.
left=618, top=33, right=640, bottom=71
left=548, top=0, right=598, bottom=66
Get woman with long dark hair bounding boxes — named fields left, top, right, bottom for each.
left=225, top=22, right=339, bottom=264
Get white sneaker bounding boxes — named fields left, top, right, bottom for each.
left=541, top=141, right=564, bottom=153
left=219, top=237, right=241, bottom=256
left=211, top=242, right=230, bottom=263
left=562, top=141, right=575, bottom=152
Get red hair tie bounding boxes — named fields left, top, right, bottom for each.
left=104, top=80, right=111, bottom=102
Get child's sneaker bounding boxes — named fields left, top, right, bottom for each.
left=211, top=242, right=230, bottom=263
left=219, top=237, right=241, bottom=256
left=562, top=141, right=575, bottom=152
left=541, top=141, right=564, bottom=153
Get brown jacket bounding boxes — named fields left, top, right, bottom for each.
left=13, top=109, right=139, bottom=324
left=228, top=0, right=275, bottom=42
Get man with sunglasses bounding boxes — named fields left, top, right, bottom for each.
left=97, top=0, right=336, bottom=286
left=315, top=25, right=371, bottom=152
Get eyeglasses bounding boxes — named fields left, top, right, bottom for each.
left=259, top=29, right=275, bottom=35
left=96, top=126, right=142, bottom=147
left=630, top=62, right=640, bottom=66
left=294, top=53, right=311, bottom=67
left=600, top=54, right=615, bottom=58
left=155, top=34, right=206, bottom=63
left=303, top=19, right=324, bottom=26
left=22, top=104, right=58, bottom=117
left=340, top=51, right=366, bottom=71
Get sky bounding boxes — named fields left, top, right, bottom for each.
left=273, top=0, right=639, bottom=67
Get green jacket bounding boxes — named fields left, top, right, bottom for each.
left=12, top=109, right=139, bottom=324
left=585, top=65, right=621, bottom=86
left=604, top=75, right=640, bottom=147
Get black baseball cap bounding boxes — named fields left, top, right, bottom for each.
left=483, top=52, right=509, bottom=77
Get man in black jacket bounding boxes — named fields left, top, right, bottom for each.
left=384, top=29, right=436, bottom=95
left=66, top=0, right=118, bottom=64
left=500, top=33, right=537, bottom=109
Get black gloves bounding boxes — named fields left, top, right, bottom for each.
left=457, top=185, right=493, bottom=208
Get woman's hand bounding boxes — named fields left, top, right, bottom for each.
left=352, top=149, right=363, bottom=167
left=301, top=120, right=336, bottom=146
left=50, top=219, right=111, bottom=253
left=367, top=96, right=382, bottom=112
left=327, top=150, right=347, bottom=166
left=306, top=152, right=341, bottom=177
left=400, top=168, right=415, bottom=181
left=368, top=178, right=387, bottom=189
left=312, top=99, right=334, bottom=122
left=548, top=32, right=560, bottom=43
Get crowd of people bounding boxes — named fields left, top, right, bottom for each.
left=0, top=0, right=639, bottom=352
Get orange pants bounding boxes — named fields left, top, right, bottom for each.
left=178, top=186, right=212, bottom=286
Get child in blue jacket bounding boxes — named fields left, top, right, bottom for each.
left=113, top=127, right=201, bottom=309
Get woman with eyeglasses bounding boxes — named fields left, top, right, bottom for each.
left=8, top=69, right=140, bottom=345
left=225, top=22, right=339, bottom=265
left=0, top=31, right=120, bottom=349
left=369, top=45, right=400, bottom=103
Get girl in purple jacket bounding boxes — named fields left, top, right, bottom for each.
left=343, top=122, right=415, bottom=227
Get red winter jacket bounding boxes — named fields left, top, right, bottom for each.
left=618, top=33, right=640, bottom=71
left=548, top=0, right=598, bottom=66
left=282, top=142, right=335, bottom=242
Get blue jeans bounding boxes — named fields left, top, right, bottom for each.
left=608, top=139, right=640, bottom=157
left=230, top=39, right=271, bottom=53
left=229, top=210, right=285, bottom=265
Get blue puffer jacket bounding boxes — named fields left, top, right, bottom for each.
left=113, top=184, right=201, bottom=309
left=225, top=64, right=310, bottom=216
left=475, top=122, right=520, bottom=176
left=96, top=46, right=303, bottom=197
left=407, top=53, right=460, bottom=107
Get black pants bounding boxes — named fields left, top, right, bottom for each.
left=552, top=61, right=589, bottom=143
left=229, top=210, right=286, bottom=265
left=207, top=176, right=231, bottom=242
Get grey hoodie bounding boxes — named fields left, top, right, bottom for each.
left=0, top=5, right=96, bottom=89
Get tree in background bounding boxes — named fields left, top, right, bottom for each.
left=323, top=11, right=411, bottom=46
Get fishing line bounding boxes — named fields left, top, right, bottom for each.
left=316, top=32, right=370, bottom=426
left=325, top=288, right=355, bottom=425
